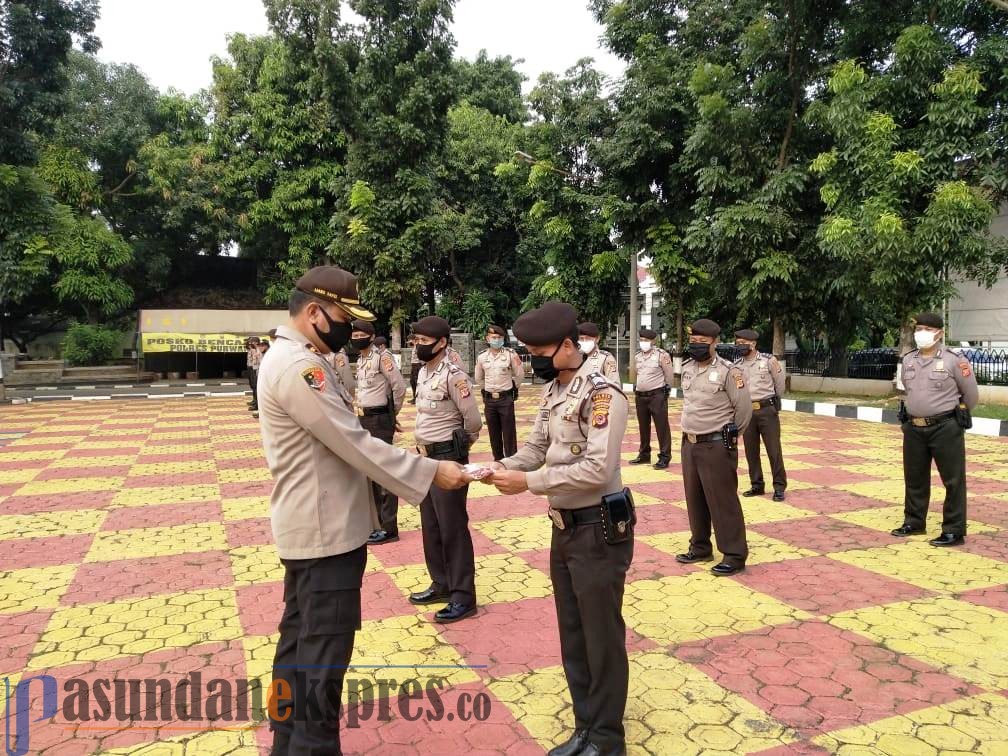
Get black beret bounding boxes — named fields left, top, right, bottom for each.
left=639, top=327, right=657, bottom=340
left=578, top=322, right=600, bottom=338
left=373, top=336, right=387, bottom=348
left=295, top=266, right=376, bottom=321
left=351, top=319, right=375, bottom=335
left=487, top=324, right=506, bottom=337
left=411, top=316, right=452, bottom=339
left=690, top=318, right=721, bottom=338
left=914, top=312, right=943, bottom=329
left=513, top=302, right=578, bottom=346
left=734, top=328, right=759, bottom=341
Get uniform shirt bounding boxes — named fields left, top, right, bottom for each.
left=680, top=355, right=752, bottom=434
left=584, top=348, right=618, bottom=382
left=634, top=348, right=676, bottom=391
left=256, top=326, right=438, bottom=560
left=737, top=353, right=785, bottom=401
left=249, top=348, right=262, bottom=371
left=446, top=347, right=465, bottom=369
left=323, top=348, right=356, bottom=393
left=475, top=348, right=524, bottom=393
left=500, top=359, right=628, bottom=510
left=415, top=358, right=482, bottom=446
left=902, top=347, right=979, bottom=417
left=354, top=347, right=406, bottom=411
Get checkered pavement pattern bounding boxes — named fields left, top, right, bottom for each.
left=1, top=393, right=1007, bottom=755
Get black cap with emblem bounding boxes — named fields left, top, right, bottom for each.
left=914, top=312, right=943, bottom=329
left=690, top=319, right=721, bottom=338
left=351, top=319, right=375, bottom=335
left=734, top=328, right=759, bottom=341
left=411, top=316, right=452, bottom=340
left=373, top=336, right=387, bottom=348
left=639, top=327, right=657, bottom=340
left=513, top=302, right=579, bottom=346
left=578, top=322, right=600, bottom=338
left=295, top=266, right=376, bottom=321
left=487, top=324, right=506, bottom=337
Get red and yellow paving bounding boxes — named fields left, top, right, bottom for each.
left=0, top=395, right=1006, bottom=754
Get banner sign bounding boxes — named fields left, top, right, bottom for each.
left=141, top=333, right=267, bottom=353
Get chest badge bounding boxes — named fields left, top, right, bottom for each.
left=570, top=443, right=583, bottom=455
left=709, top=371, right=719, bottom=383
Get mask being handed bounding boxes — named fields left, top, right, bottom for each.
left=578, top=339, right=596, bottom=354
left=639, top=341, right=653, bottom=352
left=313, top=308, right=353, bottom=353
left=688, top=342, right=712, bottom=362
left=913, top=330, right=939, bottom=349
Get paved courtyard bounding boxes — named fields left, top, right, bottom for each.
left=1, top=393, right=1007, bottom=755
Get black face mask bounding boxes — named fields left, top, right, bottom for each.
left=350, top=336, right=372, bottom=352
left=313, top=307, right=353, bottom=353
left=531, top=341, right=565, bottom=381
left=688, top=342, right=713, bottom=362
left=416, top=338, right=445, bottom=363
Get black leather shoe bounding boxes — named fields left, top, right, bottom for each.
left=653, top=458, right=670, bottom=470
left=434, top=602, right=476, bottom=623
left=891, top=525, right=926, bottom=537
left=367, top=529, right=399, bottom=545
left=579, top=743, right=626, bottom=756
left=409, top=586, right=449, bottom=605
left=930, top=533, right=965, bottom=547
left=772, top=491, right=786, bottom=502
left=742, top=487, right=764, bottom=497
left=629, top=454, right=651, bottom=465
left=547, top=729, right=588, bottom=756
left=675, top=551, right=714, bottom=564
left=711, top=562, right=745, bottom=576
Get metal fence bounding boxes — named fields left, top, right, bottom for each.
left=783, top=347, right=1008, bottom=385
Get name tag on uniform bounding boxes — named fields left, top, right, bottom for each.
left=426, top=400, right=438, bottom=409
left=934, top=364, right=946, bottom=372
left=708, top=371, right=719, bottom=383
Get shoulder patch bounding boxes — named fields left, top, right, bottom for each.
left=733, top=369, right=745, bottom=389
left=960, top=360, right=972, bottom=378
left=454, top=378, right=471, bottom=398
left=591, top=391, right=611, bottom=429
left=381, top=354, right=394, bottom=372
left=301, top=366, right=326, bottom=392
left=335, top=355, right=346, bottom=368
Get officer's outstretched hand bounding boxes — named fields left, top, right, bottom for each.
left=491, top=469, right=528, bottom=495
left=433, top=461, right=472, bottom=490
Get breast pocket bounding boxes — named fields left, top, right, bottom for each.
left=682, top=373, right=693, bottom=390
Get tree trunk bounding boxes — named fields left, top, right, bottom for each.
left=628, top=251, right=639, bottom=384
left=772, top=316, right=785, bottom=358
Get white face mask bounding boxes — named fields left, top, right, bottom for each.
left=578, top=339, right=596, bottom=354
left=640, top=341, right=652, bottom=352
left=914, top=330, right=940, bottom=349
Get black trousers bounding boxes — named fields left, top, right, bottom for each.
left=635, top=391, right=671, bottom=460
left=360, top=411, right=398, bottom=535
left=682, top=438, right=748, bottom=567
left=551, top=521, right=633, bottom=752
left=420, top=453, right=475, bottom=606
left=743, top=405, right=787, bottom=493
left=270, top=546, right=367, bottom=756
left=249, top=369, right=258, bottom=407
left=410, top=364, right=422, bottom=399
left=483, top=394, right=517, bottom=460
left=902, top=418, right=968, bottom=536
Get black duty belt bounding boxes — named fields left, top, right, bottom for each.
left=909, top=410, right=956, bottom=427
left=635, top=388, right=665, bottom=397
left=361, top=406, right=390, bottom=416
left=548, top=504, right=602, bottom=529
left=482, top=390, right=511, bottom=400
left=683, top=431, right=721, bottom=444
left=752, top=397, right=775, bottom=410
left=417, top=440, right=457, bottom=458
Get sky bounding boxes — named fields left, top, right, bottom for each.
left=93, top=0, right=626, bottom=95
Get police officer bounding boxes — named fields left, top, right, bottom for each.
left=407, top=337, right=422, bottom=404
left=491, top=302, right=632, bottom=756
left=409, top=316, right=483, bottom=623
left=475, top=324, right=525, bottom=460
left=256, top=266, right=471, bottom=755
left=323, top=346, right=356, bottom=393
left=676, top=319, right=752, bottom=576
left=247, top=337, right=262, bottom=411
left=578, top=322, right=619, bottom=382
left=631, top=327, right=676, bottom=469
left=891, top=312, right=979, bottom=547
left=734, top=328, right=788, bottom=501
left=351, top=320, right=407, bottom=545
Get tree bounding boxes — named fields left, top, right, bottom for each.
left=453, top=50, right=528, bottom=123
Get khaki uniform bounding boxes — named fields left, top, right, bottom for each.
left=633, top=347, right=676, bottom=462
left=737, top=353, right=787, bottom=494
left=900, top=348, right=979, bottom=536
left=680, top=356, right=752, bottom=567
left=323, top=348, right=356, bottom=393
left=415, top=358, right=482, bottom=606
left=248, top=347, right=262, bottom=408
left=446, top=346, right=465, bottom=370
left=584, top=348, right=618, bottom=382
left=257, top=326, right=438, bottom=754
left=501, top=360, right=631, bottom=752
left=353, top=347, right=407, bottom=535
left=475, top=347, right=525, bottom=460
